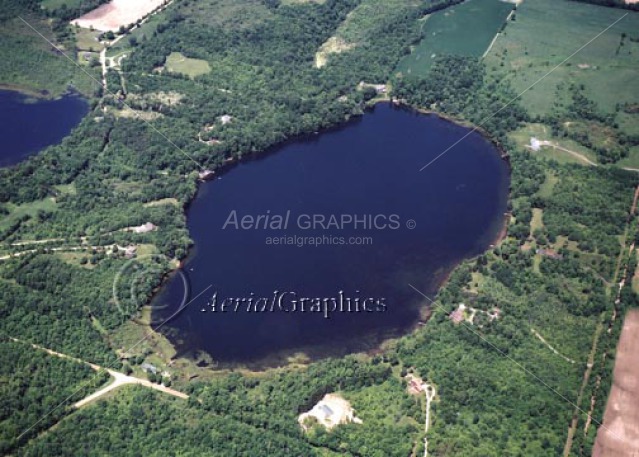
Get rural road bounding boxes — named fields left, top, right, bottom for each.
left=74, top=368, right=188, bottom=408
left=8, top=337, right=188, bottom=408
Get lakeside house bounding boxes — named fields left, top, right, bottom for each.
left=198, top=169, right=215, bottom=181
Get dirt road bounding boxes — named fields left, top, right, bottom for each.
left=8, top=337, right=188, bottom=408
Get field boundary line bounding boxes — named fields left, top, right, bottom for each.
left=419, top=12, right=628, bottom=172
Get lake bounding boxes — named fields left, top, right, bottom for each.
left=153, top=103, right=510, bottom=368
left=0, top=89, right=89, bottom=167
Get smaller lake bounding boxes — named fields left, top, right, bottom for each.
left=0, top=89, right=89, bottom=167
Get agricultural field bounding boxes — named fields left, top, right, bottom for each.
left=593, top=310, right=639, bottom=456
left=71, top=0, right=166, bottom=32
left=485, top=0, right=639, bottom=117
left=485, top=0, right=639, bottom=167
left=395, top=0, right=514, bottom=77
left=164, top=51, right=211, bottom=78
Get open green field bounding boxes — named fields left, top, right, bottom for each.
left=485, top=0, right=639, bottom=117
left=0, top=17, right=101, bottom=97
left=617, top=145, right=639, bottom=169
left=165, top=52, right=211, bottom=78
left=395, top=0, right=513, bottom=77
left=0, top=197, right=57, bottom=233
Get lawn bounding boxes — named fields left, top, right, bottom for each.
left=395, top=0, right=514, bottom=77
left=531, top=208, right=544, bottom=234
left=74, top=28, right=102, bottom=52
left=165, top=52, right=211, bottom=78
left=509, top=123, right=599, bottom=165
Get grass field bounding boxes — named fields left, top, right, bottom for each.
left=531, top=208, right=544, bottom=234
left=0, top=197, right=57, bottom=232
left=395, top=0, right=513, bottom=77
left=0, top=17, right=101, bottom=97
left=165, top=52, right=211, bottom=78
left=485, top=0, right=639, bottom=117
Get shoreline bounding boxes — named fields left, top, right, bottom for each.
left=145, top=100, right=512, bottom=375
left=0, top=83, right=82, bottom=101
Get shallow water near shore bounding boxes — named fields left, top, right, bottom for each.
left=153, top=103, right=510, bottom=368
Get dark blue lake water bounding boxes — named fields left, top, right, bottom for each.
left=154, top=103, right=509, bottom=368
left=0, top=89, right=88, bottom=167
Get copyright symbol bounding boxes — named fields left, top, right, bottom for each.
left=406, top=219, right=416, bottom=229
left=112, top=254, right=189, bottom=319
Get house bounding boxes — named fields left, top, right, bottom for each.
left=198, top=169, right=215, bottom=181
left=449, top=303, right=467, bottom=324
left=409, top=379, right=423, bottom=393
left=141, top=363, right=158, bottom=375
left=317, top=404, right=334, bottom=421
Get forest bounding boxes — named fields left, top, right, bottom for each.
left=0, top=0, right=638, bottom=455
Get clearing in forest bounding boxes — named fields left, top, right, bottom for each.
left=164, top=52, right=211, bottom=78
left=314, top=0, right=419, bottom=68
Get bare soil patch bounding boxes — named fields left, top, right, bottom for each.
left=593, top=310, right=639, bottom=457
left=71, top=0, right=166, bottom=32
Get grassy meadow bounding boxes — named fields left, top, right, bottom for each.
left=165, top=51, right=212, bottom=78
